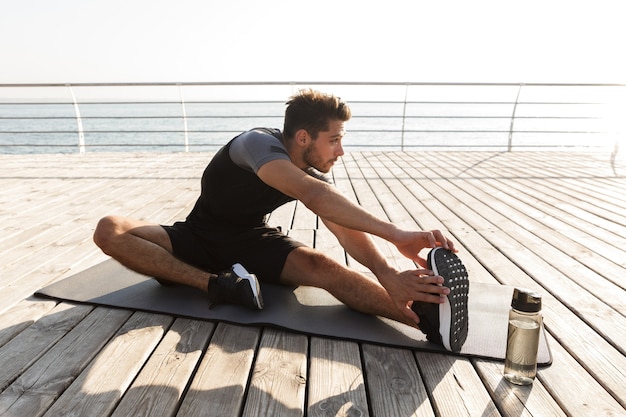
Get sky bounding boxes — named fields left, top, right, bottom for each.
left=1, top=0, right=625, bottom=85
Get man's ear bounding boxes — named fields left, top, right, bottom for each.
left=295, top=129, right=309, bottom=146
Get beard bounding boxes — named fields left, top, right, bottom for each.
left=303, top=144, right=336, bottom=173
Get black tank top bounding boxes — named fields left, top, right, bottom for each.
left=186, top=128, right=296, bottom=233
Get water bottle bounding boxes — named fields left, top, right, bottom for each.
left=503, top=288, right=542, bottom=385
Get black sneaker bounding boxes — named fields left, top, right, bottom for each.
left=411, top=247, right=469, bottom=352
left=208, top=263, right=264, bottom=310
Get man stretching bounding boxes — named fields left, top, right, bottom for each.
left=93, top=89, right=469, bottom=352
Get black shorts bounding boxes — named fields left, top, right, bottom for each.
left=162, top=221, right=305, bottom=284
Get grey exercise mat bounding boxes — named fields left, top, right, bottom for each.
left=36, top=259, right=551, bottom=364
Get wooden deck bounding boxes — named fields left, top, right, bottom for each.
left=0, top=150, right=624, bottom=417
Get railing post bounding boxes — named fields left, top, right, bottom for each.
left=67, top=84, right=85, bottom=154
left=401, top=83, right=409, bottom=151
left=610, top=137, right=619, bottom=176
left=507, top=84, right=523, bottom=152
left=178, top=84, right=189, bottom=152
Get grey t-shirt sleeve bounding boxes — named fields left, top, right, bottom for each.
left=229, top=129, right=291, bottom=173
left=229, top=129, right=333, bottom=184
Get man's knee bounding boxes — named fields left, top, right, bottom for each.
left=93, top=216, right=172, bottom=256
left=93, top=215, right=122, bottom=252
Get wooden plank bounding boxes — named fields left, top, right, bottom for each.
left=291, top=200, right=318, bottom=230
left=354, top=153, right=419, bottom=232
left=0, top=180, right=92, bottom=240
left=438, top=168, right=624, bottom=292
left=361, top=344, right=435, bottom=417
left=537, top=334, right=625, bottom=417
left=342, top=154, right=502, bottom=415
left=338, top=154, right=383, bottom=217
left=0, top=307, right=133, bottom=417
left=0, top=172, right=199, bottom=310
left=396, top=171, right=626, bottom=410
left=110, top=318, right=214, bottom=417
left=415, top=351, right=501, bottom=417
left=531, top=176, right=626, bottom=229
left=359, top=152, right=491, bottom=278
left=0, top=235, right=103, bottom=312
left=0, top=226, right=97, bottom=287
left=287, top=229, right=315, bottom=248
left=177, top=323, right=261, bottom=417
left=453, top=227, right=626, bottom=409
left=483, top=170, right=626, bottom=243
left=315, top=228, right=346, bottom=264
left=391, top=153, right=626, bottom=347
left=425, top=176, right=626, bottom=350
left=369, top=152, right=626, bottom=410
left=352, top=153, right=504, bottom=417
left=341, top=153, right=414, bottom=272
left=354, top=152, right=447, bottom=234
left=42, top=312, right=174, bottom=417
left=0, top=296, right=57, bottom=345
left=307, top=337, right=369, bottom=417
left=0, top=154, right=204, bottom=251
left=0, top=174, right=151, bottom=251
left=399, top=159, right=626, bottom=401
left=473, top=359, right=567, bottom=417
left=478, top=152, right=615, bottom=180
left=267, top=200, right=296, bottom=230
left=0, top=302, right=93, bottom=391
left=556, top=176, right=626, bottom=213
left=456, top=176, right=626, bottom=310
left=485, top=177, right=626, bottom=276
left=242, top=328, right=308, bottom=417
left=0, top=151, right=623, bottom=417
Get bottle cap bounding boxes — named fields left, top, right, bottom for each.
left=511, top=288, right=542, bottom=312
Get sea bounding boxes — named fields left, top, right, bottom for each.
left=1, top=84, right=623, bottom=154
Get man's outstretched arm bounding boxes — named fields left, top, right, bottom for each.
left=257, top=158, right=455, bottom=267
left=320, top=218, right=449, bottom=323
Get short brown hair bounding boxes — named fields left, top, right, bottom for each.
left=283, top=89, right=351, bottom=140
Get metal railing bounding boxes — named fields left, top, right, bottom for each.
left=0, top=82, right=624, bottom=156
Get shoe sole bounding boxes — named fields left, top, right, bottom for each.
left=232, top=263, right=264, bottom=310
left=429, top=248, right=469, bottom=352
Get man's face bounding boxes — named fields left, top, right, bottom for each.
left=303, top=119, right=345, bottom=173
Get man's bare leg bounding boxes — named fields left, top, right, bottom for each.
left=94, top=217, right=440, bottom=320
left=280, top=246, right=444, bottom=328
left=93, top=215, right=213, bottom=291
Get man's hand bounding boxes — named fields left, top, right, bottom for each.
left=379, top=268, right=450, bottom=326
left=393, top=229, right=456, bottom=268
